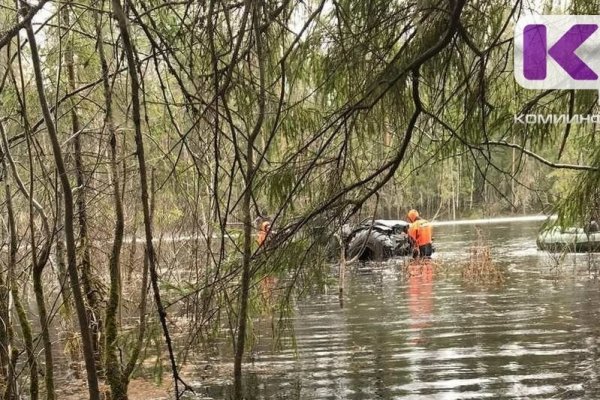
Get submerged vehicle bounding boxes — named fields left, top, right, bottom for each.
left=536, top=226, right=600, bottom=252
left=344, top=219, right=413, bottom=261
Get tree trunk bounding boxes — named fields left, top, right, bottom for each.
left=1, top=119, right=55, bottom=400
left=4, top=30, right=56, bottom=398
left=1, top=133, right=38, bottom=400
left=0, top=128, right=14, bottom=400
left=234, top=143, right=254, bottom=399
left=23, top=14, right=100, bottom=400
left=95, top=6, right=131, bottom=398
left=62, top=4, right=100, bottom=363
left=234, top=3, right=266, bottom=397
left=111, top=1, right=185, bottom=397
left=0, top=270, right=9, bottom=395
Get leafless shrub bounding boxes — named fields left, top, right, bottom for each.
left=460, top=229, right=504, bottom=285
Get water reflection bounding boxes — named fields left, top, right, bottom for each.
left=407, top=262, right=434, bottom=346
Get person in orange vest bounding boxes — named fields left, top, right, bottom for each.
left=256, top=220, right=276, bottom=304
left=407, top=209, right=433, bottom=258
left=257, top=220, right=271, bottom=247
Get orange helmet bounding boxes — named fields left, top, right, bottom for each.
left=407, top=209, right=419, bottom=222
left=260, top=221, right=271, bottom=231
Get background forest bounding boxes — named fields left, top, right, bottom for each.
left=0, top=0, right=599, bottom=399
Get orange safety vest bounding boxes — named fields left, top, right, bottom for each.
left=257, top=221, right=271, bottom=246
left=408, top=219, right=432, bottom=247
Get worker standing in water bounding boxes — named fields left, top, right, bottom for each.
left=407, top=209, right=433, bottom=258
left=257, top=220, right=276, bottom=304
left=257, top=220, right=271, bottom=247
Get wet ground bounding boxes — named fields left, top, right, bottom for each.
left=196, top=220, right=600, bottom=399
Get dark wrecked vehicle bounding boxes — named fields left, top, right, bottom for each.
left=343, top=219, right=413, bottom=262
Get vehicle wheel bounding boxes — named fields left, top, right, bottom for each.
left=346, top=230, right=395, bottom=261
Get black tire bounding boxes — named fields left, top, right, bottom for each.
left=346, top=230, right=395, bottom=261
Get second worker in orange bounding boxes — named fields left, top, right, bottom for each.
left=407, top=209, right=433, bottom=259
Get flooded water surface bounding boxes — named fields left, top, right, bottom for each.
left=199, top=220, right=600, bottom=399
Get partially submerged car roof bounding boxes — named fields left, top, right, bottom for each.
left=373, top=219, right=409, bottom=228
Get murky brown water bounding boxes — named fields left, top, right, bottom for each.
left=195, top=220, right=600, bottom=399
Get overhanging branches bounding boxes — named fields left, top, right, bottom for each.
left=482, top=140, right=600, bottom=172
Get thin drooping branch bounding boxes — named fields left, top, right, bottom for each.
left=482, top=140, right=599, bottom=172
